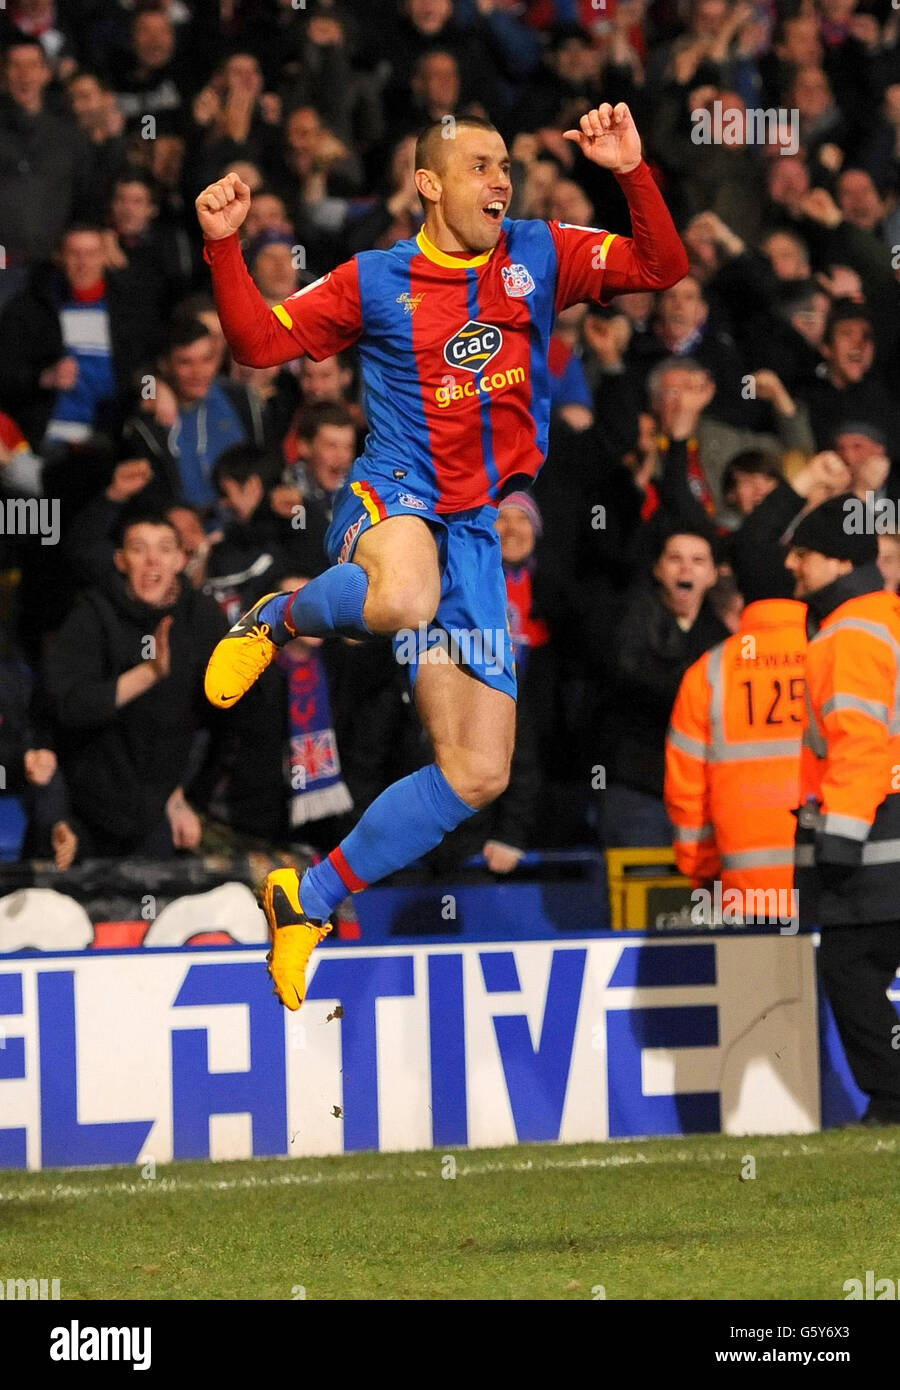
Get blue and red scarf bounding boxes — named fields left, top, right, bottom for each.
left=504, top=561, right=549, bottom=680
left=276, top=645, right=353, bottom=827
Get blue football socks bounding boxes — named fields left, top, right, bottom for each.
left=299, top=763, right=478, bottom=921
left=260, top=564, right=371, bottom=643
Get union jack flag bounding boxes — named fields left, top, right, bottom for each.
left=291, top=731, right=339, bottom=785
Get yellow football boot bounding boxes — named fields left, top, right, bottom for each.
left=204, top=592, right=290, bottom=708
left=262, top=868, right=332, bottom=1011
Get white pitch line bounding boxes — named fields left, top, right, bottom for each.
left=0, top=1136, right=895, bottom=1204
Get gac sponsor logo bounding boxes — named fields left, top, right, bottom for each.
left=434, top=366, right=525, bottom=409
left=443, top=320, right=502, bottom=373
left=398, top=494, right=428, bottom=511
left=339, top=516, right=364, bottom=562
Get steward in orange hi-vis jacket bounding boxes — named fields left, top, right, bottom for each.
left=786, top=494, right=900, bottom=1126
left=791, top=531, right=900, bottom=923
left=795, top=573, right=900, bottom=919
left=665, top=599, right=807, bottom=896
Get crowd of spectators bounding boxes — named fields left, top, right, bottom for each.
left=1, top=0, right=900, bottom=877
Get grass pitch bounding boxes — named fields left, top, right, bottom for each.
left=1, top=1130, right=898, bottom=1300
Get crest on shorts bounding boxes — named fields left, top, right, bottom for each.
left=339, top=516, right=364, bottom=563
left=501, top=263, right=535, bottom=298
left=399, top=493, right=428, bottom=511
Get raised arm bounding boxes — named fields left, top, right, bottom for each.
left=600, top=158, right=691, bottom=296
left=553, top=103, right=689, bottom=311
left=197, top=172, right=363, bottom=367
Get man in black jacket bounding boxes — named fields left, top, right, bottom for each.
left=0, top=35, right=100, bottom=302
left=43, top=511, right=226, bottom=857
left=786, top=498, right=900, bottom=1125
left=103, top=166, right=193, bottom=321
left=795, top=301, right=900, bottom=461
left=600, top=521, right=728, bottom=847
left=206, top=444, right=330, bottom=622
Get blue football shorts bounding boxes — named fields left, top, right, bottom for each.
left=326, top=476, right=517, bottom=701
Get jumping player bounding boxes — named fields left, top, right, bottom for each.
left=197, top=105, right=688, bottom=1009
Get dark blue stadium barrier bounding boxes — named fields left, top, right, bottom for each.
left=352, top=849, right=611, bottom=943
left=0, top=797, right=26, bottom=862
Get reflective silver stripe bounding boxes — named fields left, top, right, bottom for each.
left=795, top=838, right=900, bottom=867
left=709, top=738, right=801, bottom=763
left=667, top=728, right=710, bottom=760
left=813, top=616, right=900, bottom=742
left=822, top=811, right=871, bottom=841
left=673, top=823, right=714, bottom=843
left=807, top=615, right=900, bottom=764
left=815, top=616, right=900, bottom=666
left=861, top=838, right=900, bottom=865
left=822, top=693, right=889, bottom=725
left=707, top=641, right=726, bottom=752
left=721, top=848, right=795, bottom=869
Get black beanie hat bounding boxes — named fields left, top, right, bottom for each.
left=790, top=494, right=878, bottom=565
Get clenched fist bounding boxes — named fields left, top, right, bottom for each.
left=195, top=171, right=252, bottom=240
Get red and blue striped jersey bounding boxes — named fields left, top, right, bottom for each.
left=207, top=159, right=688, bottom=513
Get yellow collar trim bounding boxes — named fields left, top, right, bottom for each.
left=416, top=226, right=494, bottom=268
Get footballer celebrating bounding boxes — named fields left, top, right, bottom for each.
left=197, top=105, right=688, bottom=1009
